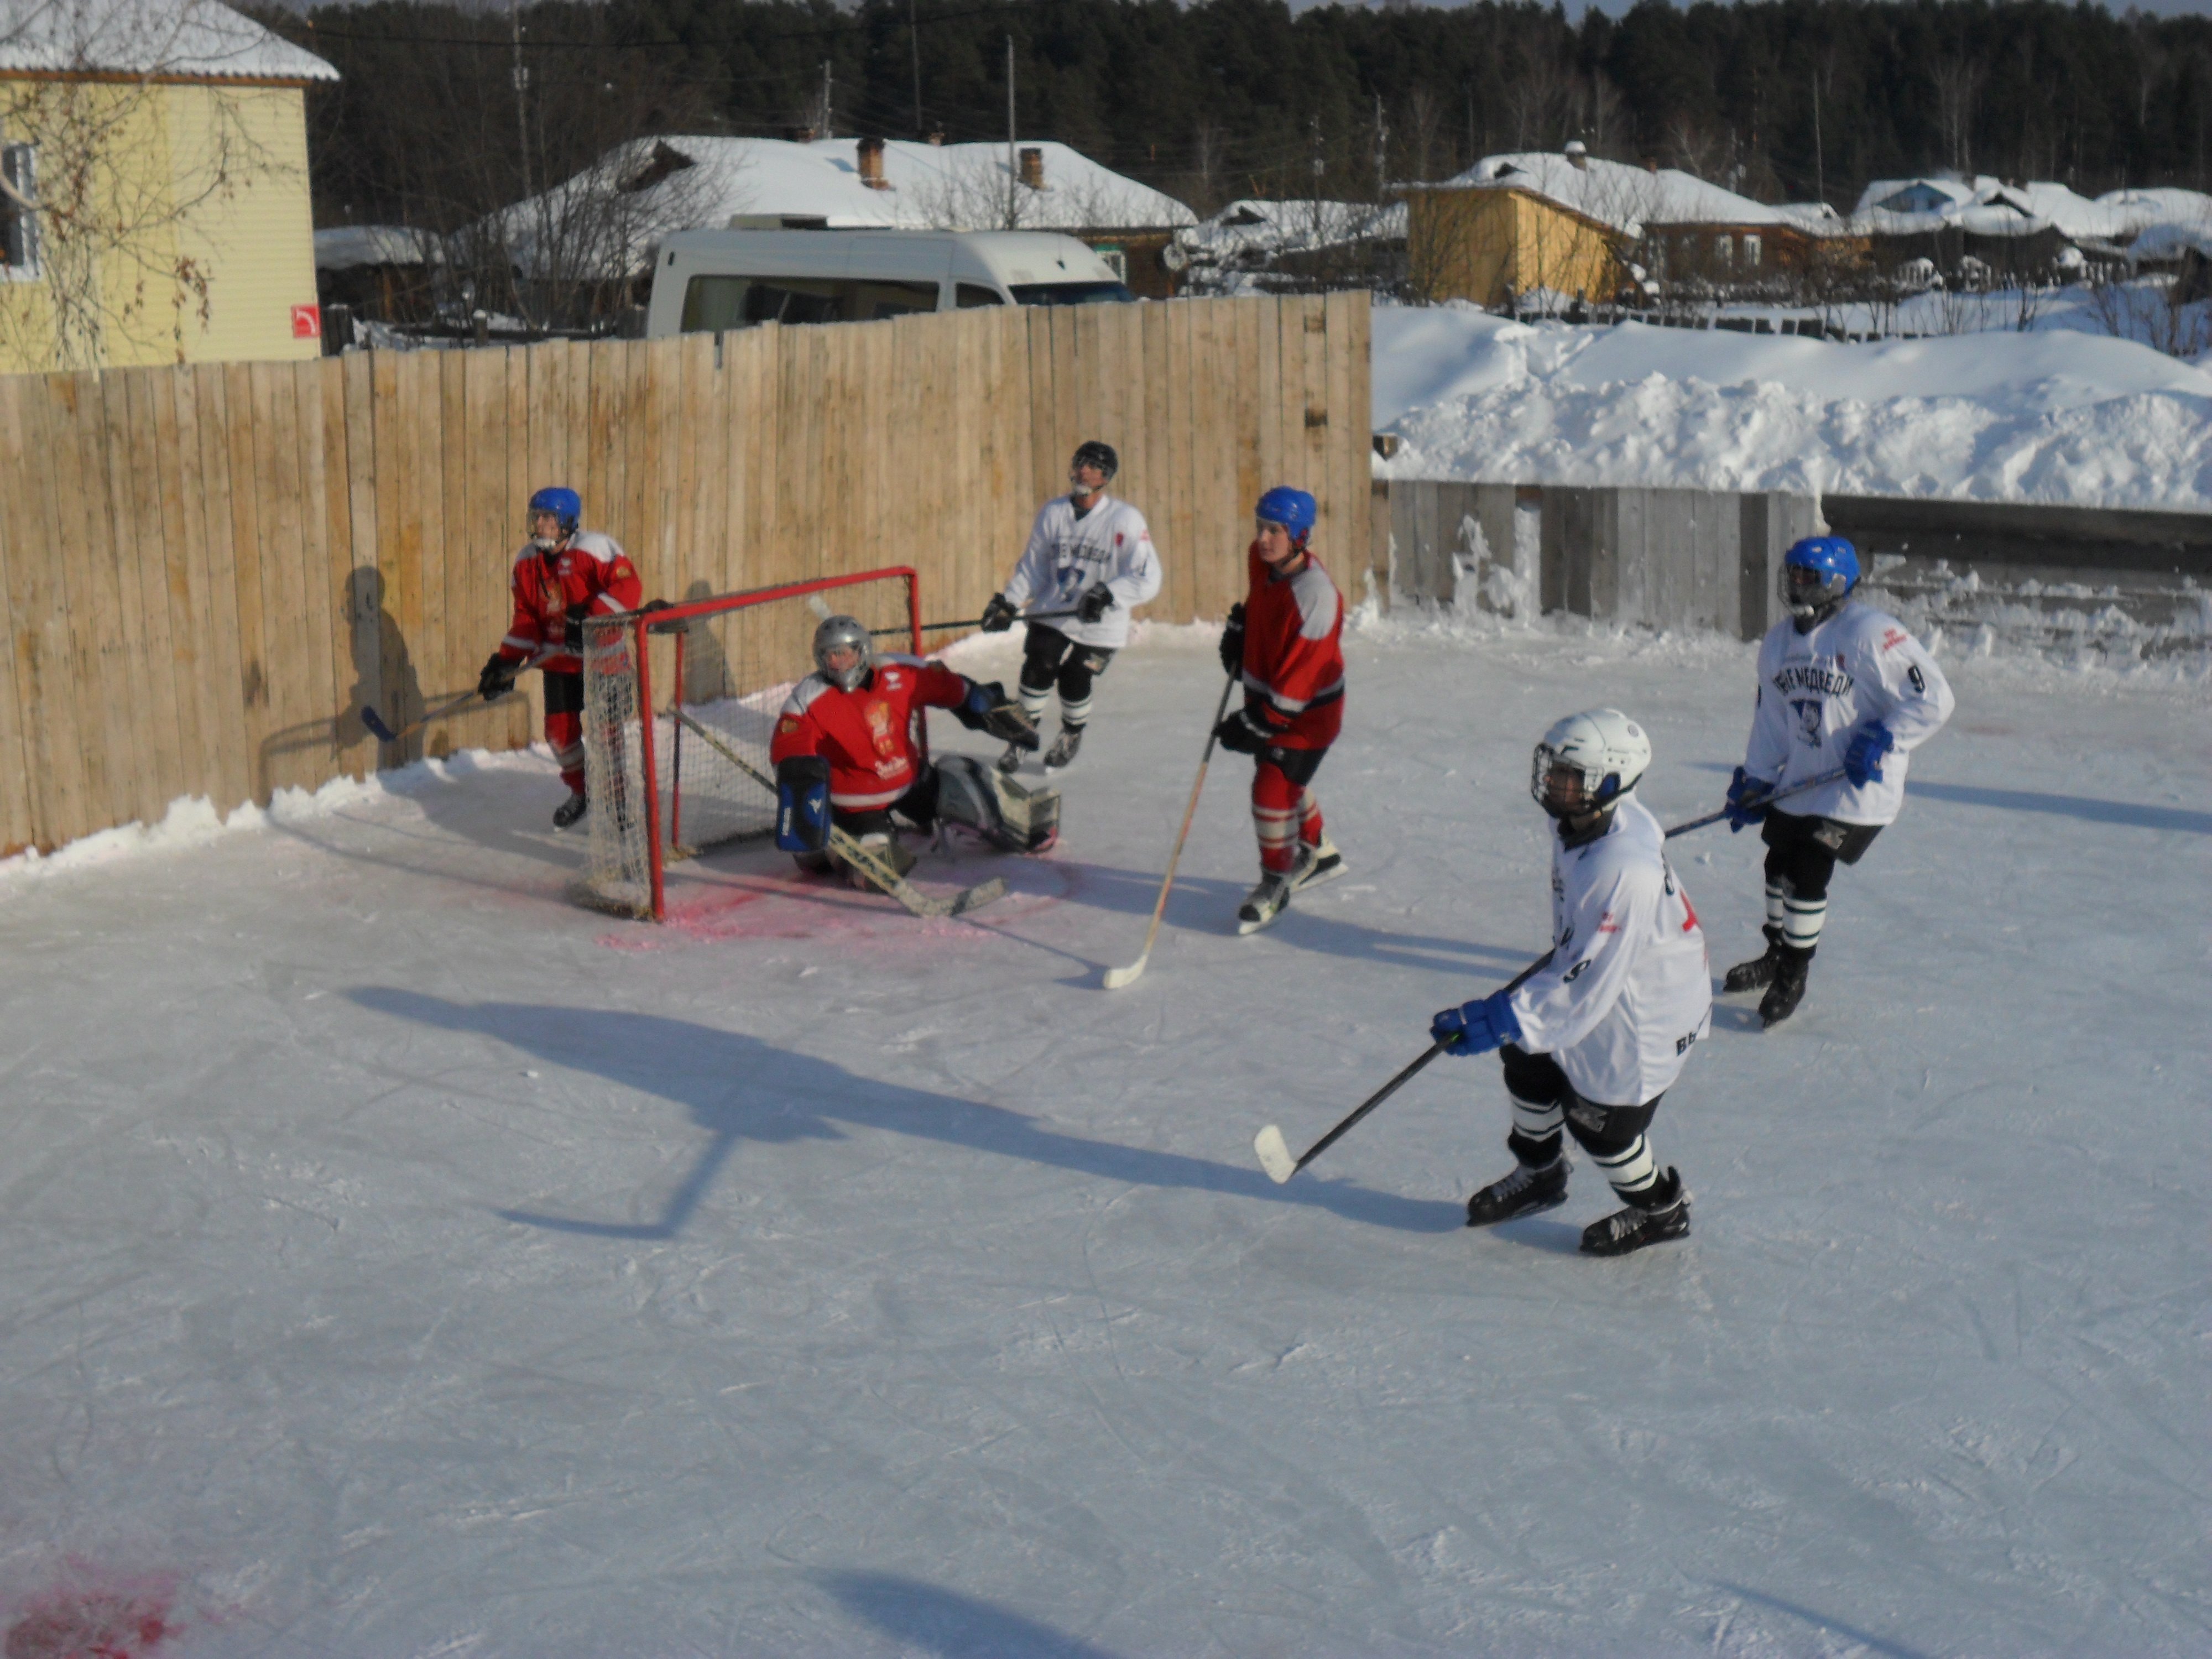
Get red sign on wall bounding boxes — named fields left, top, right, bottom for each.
left=291, top=304, right=321, bottom=340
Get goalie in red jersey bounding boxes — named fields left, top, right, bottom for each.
left=1213, top=486, right=1347, bottom=935
left=768, top=615, right=1057, bottom=880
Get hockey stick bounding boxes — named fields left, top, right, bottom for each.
left=1662, top=768, right=1851, bottom=838
left=868, top=607, right=1081, bottom=638
left=667, top=708, right=1006, bottom=920
left=1255, top=952, right=1556, bottom=1185
left=360, top=684, right=522, bottom=745
left=1102, top=668, right=1244, bottom=991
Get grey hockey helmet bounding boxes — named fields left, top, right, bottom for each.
left=1530, top=708, right=1651, bottom=818
left=812, top=614, right=873, bottom=692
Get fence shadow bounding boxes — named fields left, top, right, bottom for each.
left=346, top=990, right=1465, bottom=1239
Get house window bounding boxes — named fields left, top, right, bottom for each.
left=1714, top=234, right=1733, bottom=266
left=1743, top=234, right=1762, bottom=269
left=1, top=143, right=38, bottom=275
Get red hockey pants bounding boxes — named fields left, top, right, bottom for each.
left=1252, top=750, right=1325, bottom=873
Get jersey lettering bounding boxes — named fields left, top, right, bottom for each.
left=1772, top=662, right=1855, bottom=697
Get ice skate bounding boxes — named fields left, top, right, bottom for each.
left=1237, top=846, right=1314, bottom=935
left=1759, top=947, right=1813, bottom=1027
left=551, top=790, right=589, bottom=830
left=1580, top=1169, right=1691, bottom=1256
left=995, top=740, right=1026, bottom=776
left=1292, top=838, right=1346, bottom=891
left=1464, top=1157, right=1568, bottom=1227
left=1042, top=726, right=1084, bottom=770
left=1724, top=925, right=1784, bottom=993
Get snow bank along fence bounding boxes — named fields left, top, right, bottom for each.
left=1378, top=481, right=2212, bottom=659
left=0, top=294, right=1371, bottom=857
left=1375, top=481, right=1820, bottom=639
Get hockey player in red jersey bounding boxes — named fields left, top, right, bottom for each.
left=477, top=486, right=642, bottom=828
left=1213, top=486, right=1346, bottom=935
left=768, top=615, right=1051, bottom=880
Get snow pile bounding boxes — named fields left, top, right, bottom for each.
left=1374, top=304, right=2212, bottom=508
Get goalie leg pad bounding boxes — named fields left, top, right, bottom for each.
left=775, top=755, right=832, bottom=852
left=933, top=755, right=1061, bottom=854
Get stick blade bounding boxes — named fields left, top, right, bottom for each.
left=1254, top=1124, right=1298, bottom=1185
left=359, top=706, right=399, bottom=743
left=947, top=877, right=1008, bottom=917
left=1101, top=952, right=1149, bottom=990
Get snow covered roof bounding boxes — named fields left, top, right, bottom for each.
left=486, top=135, right=1193, bottom=280
left=1854, top=176, right=1977, bottom=218
left=2095, top=186, right=2212, bottom=250
left=1173, top=198, right=1406, bottom=261
left=1850, top=175, right=2064, bottom=240
left=314, top=225, right=440, bottom=272
left=2008, top=182, right=2138, bottom=242
left=1771, top=201, right=1846, bottom=232
left=0, top=0, right=337, bottom=82
left=1433, top=150, right=1793, bottom=237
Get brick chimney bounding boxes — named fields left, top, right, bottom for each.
left=1019, top=147, right=1045, bottom=190
left=857, top=135, right=889, bottom=189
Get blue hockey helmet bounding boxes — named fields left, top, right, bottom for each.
left=1780, top=535, right=1859, bottom=620
left=1255, top=486, right=1318, bottom=541
left=528, top=486, right=582, bottom=535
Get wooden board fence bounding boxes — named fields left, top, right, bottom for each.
left=0, top=293, right=1371, bottom=857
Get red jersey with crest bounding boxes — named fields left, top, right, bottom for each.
left=1237, top=541, right=1345, bottom=749
left=497, top=530, right=642, bottom=675
left=769, top=654, right=970, bottom=810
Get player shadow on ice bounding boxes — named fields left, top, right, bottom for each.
left=815, top=1572, right=1123, bottom=1659
left=1687, top=759, right=2212, bottom=837
left=347, top=990, right=1466, bottom=1238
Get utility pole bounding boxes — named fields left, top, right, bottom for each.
left=1310, top=114, right=1325, bottom=193
left=820, top=60, right=834, bottom=139
left=1812, top=70, right=1825, bottom=207
left=510, top=0, right=530, bottom=204
left=1006, top=35, right=1018, bottom=228
left=1373, top=93, right=1389, bottom=197
left=911, top=0, right=924, bottom=135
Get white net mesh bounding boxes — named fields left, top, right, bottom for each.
left=578, top=573, right=919, bottom=918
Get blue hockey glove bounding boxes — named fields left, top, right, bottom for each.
left=1724, top=766, right=1771, bottom=832
left=1077, top=581, right=1116, bottom=624
left=774, top=755, right=832, bottom=853
left=1431, top=988, right=1524, bottom=1057
left=1844, top=722, right=1894, bottom=787
left=953, top=679, right=1039, bottom=748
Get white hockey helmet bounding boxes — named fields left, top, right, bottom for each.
left=1530, top=708, right=1651, bottom=817
left=812, top=614, right=873, bottom=692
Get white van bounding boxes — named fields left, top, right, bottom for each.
left=644, top=229, right=1136, bottom=337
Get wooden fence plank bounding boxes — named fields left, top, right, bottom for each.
left=0, top=377, right=42, bottom=851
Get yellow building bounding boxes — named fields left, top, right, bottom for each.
left=1404, top=183, right=1628, bottom=311
left=0, top=0, right=336, bottom=372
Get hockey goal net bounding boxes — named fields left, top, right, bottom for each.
left=577, top=567, right=921, bottom=920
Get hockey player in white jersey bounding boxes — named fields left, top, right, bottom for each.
left=1433, top=710, right=1712, bottom=1256
left=979, top=440, right=1164, bottom=772
left=1721, top=536, right=1954, bottom=1027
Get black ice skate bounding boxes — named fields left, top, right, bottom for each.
left=1580, top=1168, right=1691, bottom=1256
left=1292, top=838, right=1347, bottom=891
left=552, top=791, right=589, bottom=830
left=1724, top=925, right=1785, bottom=993
left=1464, top=1157, right=1569, bottom=1227
left=1759, top=946, right=1813, bottom=1027
left=995, top=741, right=1026, bottom=776
left=1237, top=846, right=1315, bottom=935
left=1042, top=726, right=1084, bottom=770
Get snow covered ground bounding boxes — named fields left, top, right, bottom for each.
left=1374, top=303, right=2212, bottom=509
left=2, top=620, right=2209, bottom=1656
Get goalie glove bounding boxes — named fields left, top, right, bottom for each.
left=774, top=755, right=832, bottom=853
left=980, top=593, right=1018, bottom=633
left=478, top=652, right=519, bottom=701
left=1077, top=582, right=1115, bottom=624
left=1217, top=602, right=1246, bottom=679
left=952, top=679, right=1040, bottom=749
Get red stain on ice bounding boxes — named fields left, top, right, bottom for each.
left=595, top=860, right=1071, bottom=950
left=4, top=1579, right=175, bottom=1659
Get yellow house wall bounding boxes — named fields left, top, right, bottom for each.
left=0, top=78, right=317, bottom=373
left=1406, top=186, right=1627, bottom=308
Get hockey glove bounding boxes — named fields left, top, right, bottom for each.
left=979, top=593, right=1018, bottom=634
left=1218, top=602, right=1246, bottom=679
left=774, top=755, right=832, bottom=853
left=1077, top=582, right=1116, bottom=624
left=639, top=597, right=678, bottom=633
left=478, top=652, right=519, bottom=702
left=1724, top=766, right=1771, bottom=832
left=1431, top=989, right=1523, bottom=1057
left=563, top=600, right=592, bottom=650
left=1213, top=709, right=1269, bottom=755
left=953, top=679, right=1041, bottom=749
left=1844, top=722, right=1894, bottom=787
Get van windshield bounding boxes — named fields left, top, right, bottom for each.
left=1007, top=281, right=1138, bottom=306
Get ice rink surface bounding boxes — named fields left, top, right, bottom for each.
left=2, top=619, right=2208, bottom=1657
